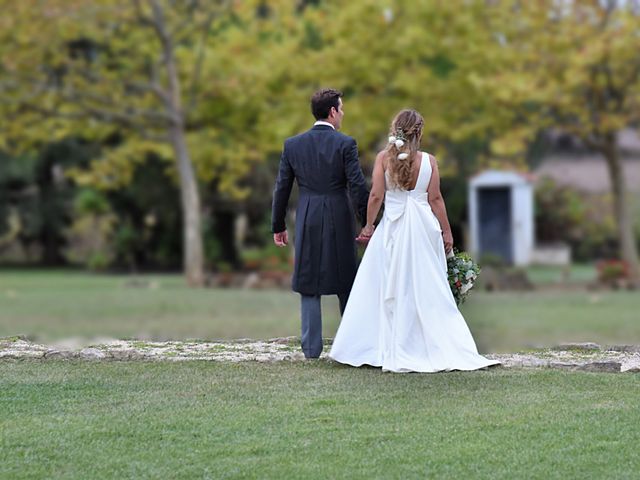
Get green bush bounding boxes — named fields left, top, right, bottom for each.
left=87, top=252, right=110, bottom=271
left=241, top=243, right=291, bottom=272
left=535, top=177, right=619, bottom=260
left=74, top=189, right=110, bottom=216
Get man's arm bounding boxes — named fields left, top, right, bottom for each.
left=271, top=147, right=294, bottom=236
left=344, top=138, right=369, bottom=226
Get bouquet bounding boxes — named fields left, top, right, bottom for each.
left=447, top=250, right=481, bottom=305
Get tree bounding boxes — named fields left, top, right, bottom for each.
left=6, top=0, right=636, bottom=279
left=270, top=0, right=640, bottom=276
left=254, top=0, right=526, bottom=255
left=470, top=0, right=640, bottom=281
left=0, top=0, right=246, bottom=285
left=254, top=1, right=526, bottom=170
left=0, top=140, right=96, bottom=265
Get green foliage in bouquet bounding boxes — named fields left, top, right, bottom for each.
left=447, top=251, right=481, bottom=306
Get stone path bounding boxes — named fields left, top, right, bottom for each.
left=1, top=336, right=639, bottom=373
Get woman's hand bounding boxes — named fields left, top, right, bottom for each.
left=360, top=224, right=375, bottom=238
left=356, top=224, right=375, bottom=244
left=443, top=230, right=453, bottom=254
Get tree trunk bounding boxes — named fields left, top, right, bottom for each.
left=170, top=125, right=205, bottom=286
left=36, top=160, right=66, bottom=266
left=150, top=0, right=205, bottom=286
left=602, top=133, right=640, bottom=284
left=212, top=209, right=240, bottom=269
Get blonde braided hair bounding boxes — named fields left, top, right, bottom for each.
left=385, top=109, right=424, bottom=190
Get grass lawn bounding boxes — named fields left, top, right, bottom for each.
left=1, top=360, right=639, bottom=479
left=1, top=269, right=639, bottom=351
left=521, top=264, right=596, bottom=285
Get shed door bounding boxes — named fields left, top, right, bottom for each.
left=478, top=187, right=512, bottom=264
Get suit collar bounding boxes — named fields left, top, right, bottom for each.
left=311, top=125, right=335, bottom=132
left=312, top=120, right=335, bottom=131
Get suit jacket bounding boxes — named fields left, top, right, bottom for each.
left=271, top=124, right=369, bottom=295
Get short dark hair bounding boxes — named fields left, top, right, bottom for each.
left=310, top=88, right=342, bottom=120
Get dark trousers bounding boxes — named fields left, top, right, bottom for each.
left=300, top=293, right=349, bottom=358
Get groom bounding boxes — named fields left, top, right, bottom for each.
left=271, top=88, right=369, bottom=358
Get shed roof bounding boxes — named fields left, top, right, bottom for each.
left=470, top=170, right=533, bottom=188
left=534, top=156, right=640, bottom=194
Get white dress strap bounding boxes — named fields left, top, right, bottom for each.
left=412, top=152, right=432, bottom=192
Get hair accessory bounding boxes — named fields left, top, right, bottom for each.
left=388, top=130, right=407, bottom=148
left=388, top=135, right=405, bottom=148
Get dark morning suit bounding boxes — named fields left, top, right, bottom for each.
left=271, top=123, right=369, bottom=357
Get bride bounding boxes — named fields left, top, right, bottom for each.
left=329, top=109, right=499, bottom=373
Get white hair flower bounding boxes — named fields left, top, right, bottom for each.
left=388, top=136, right=397, bottom=144
left=398, top=153, right=409, bottom=160
left=395, top=139, right=404, bottom=148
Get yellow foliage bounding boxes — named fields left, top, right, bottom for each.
left=3, top=0, right=639, bottom=192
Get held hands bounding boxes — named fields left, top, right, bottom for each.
left=443, top=230, right=453, bottom=254
left=356, top=224, right=375, bottom=244
left=273, top=230, right=288, bottom=247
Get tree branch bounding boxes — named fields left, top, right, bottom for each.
left=146, top=0, right=184, bottom=128
left=57, top=88, right=176, bottom=123
left=147, top=0, right=173, bottom=61
left=187, top=10, right=217, bottom=113
left=123, top=79, right=170, bottom=104
left=19, top=100, right=170, bottom=143
left=60, top=60, right=171, bottom=107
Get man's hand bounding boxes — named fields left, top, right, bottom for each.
left=273, top=230, right=288, bottom=247
left=443, top=230, right=453, bottom=254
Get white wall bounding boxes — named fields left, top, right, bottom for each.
left=512, top=183, right=534, bottom=266
left=468, top=170, right=534, bottom=266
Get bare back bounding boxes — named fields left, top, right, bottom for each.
left=382, top=151, right=434, bottom=191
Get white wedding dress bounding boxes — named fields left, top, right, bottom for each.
left=329, top=152, right=499, bottom=373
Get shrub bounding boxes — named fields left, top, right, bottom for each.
left=596, top=259, right=629, bottom=283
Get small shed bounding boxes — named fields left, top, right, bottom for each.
left=468, top=170, right=534, bottom=266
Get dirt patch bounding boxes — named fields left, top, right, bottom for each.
left=1, top=336, right=638, bottom=372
